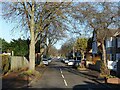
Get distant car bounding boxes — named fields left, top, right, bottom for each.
left=57, top=56, right=60, bottom=59
left=64, top=59, right=69, bottom=64
left=68, top=59, right=75, bottom=66
left=60, top=58, right=65, bottom=62
left=42, top=58, right=48, bottom=65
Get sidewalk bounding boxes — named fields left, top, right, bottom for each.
left=2, top=65, right=47, bottom=89
left=2, top=72, right=29, bottom=88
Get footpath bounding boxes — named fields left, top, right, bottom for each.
left=2, top=65, right=47, bottom=89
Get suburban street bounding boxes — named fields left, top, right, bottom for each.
left=31, top=59, right=110, bottom=89
left=1, top=2, right=120, bottom=90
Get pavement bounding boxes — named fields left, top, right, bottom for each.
left=2, top=58, right=120, bottom=90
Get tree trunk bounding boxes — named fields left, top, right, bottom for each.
left=81, top=51, right=85, bottom=60
left=29, top=1, right=35, bottom=70
left=102, top=43, right=107, bottom=67
left=101, top=42, right=110, bottom=75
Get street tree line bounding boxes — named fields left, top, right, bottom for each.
left=59, top=37, right=90, bottom=59
left=2, top=1, right=119, bottom=73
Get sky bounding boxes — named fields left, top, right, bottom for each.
left=0, top=16, right=26, bottom=42
left=0, top=4, right=24, bottom=42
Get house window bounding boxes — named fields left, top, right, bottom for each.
left=106, top=39, right=112, bottom=48
left=106, top=37, right=116, bottom=48
left=109, top=54, right=116, bottom=61
left=117, top=37, right=120, bottom=47
left=112, top=38, right=116, bottom=47
left=116, top=53, right=120, bottom=61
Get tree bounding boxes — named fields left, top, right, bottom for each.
left=48, top=46, right=58, bottom=57
left=0, top=38, right=9, bottom=53
left=9, top=38, right=29, bottom=56
left=2, top=1, right=36, bottom=70
left=59, top=38, right=75, bottom=57
left=74, top=38, right=88, bottom=59
left=34, top=2, right=72, bottom=59
left=2, top=1, right=73, bottom=70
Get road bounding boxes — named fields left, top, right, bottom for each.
left=31, top=59, right=111, bottom=89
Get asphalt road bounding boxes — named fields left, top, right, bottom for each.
left=31, top=59, right=111, bottom=89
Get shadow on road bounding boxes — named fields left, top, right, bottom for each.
left=73, top=80, right=120, bottom=90
left=60, top=66, right=98, bottom=79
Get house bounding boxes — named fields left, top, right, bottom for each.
left=106, top=29, right=120, bottom=75
left=89, top=29, right=120, bottom=72
left=85, top=31, right=102, bottom=71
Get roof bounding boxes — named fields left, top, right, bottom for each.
left=109, top=29, right=120, bottom=37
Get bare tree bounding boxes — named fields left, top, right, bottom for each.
left=34, top=2, right=72, bottom=58
left=2, top=2, right=37, bottom=70
left=2, top=1, right=73, bottom=69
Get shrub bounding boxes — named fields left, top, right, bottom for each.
left=1, top=55, right=11, bottom=74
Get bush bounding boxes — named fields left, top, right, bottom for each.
left=1, top=55, right=11, bottom=75
left=100, top=61, right=110, bottom=76
left=18, top=70, right=40, bottom=79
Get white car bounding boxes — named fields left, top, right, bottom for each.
left=42, top=58, right=48, bottom=65
left=68, top=59, right=75, bottom=66
left=64, top=59, right=69, bottom=64
left=48, top=58, right=52, bottom=63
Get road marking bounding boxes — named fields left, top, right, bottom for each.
left=60, top=68, right=68, bottom=87
left=62, top=74, right=64, bottom=78
left=60, top=68, right=63, bottom=73
left=64, top=79, right=68, bottom=86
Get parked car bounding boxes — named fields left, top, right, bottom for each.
left=73, top=60, right=81, bottom=67
left=64, top=59, right=69, bottom=64
left=48, top=57, right=52, bottom=63
left=60, top=58, right=65, bottom=62
left=42, top=58, right=48, bottom=65
left=68, top=59, right=75, bottom=66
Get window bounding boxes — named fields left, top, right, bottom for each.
left=106, top=39, right=112, bottom=48
left=117, top=37, right=120, bottom=47
left=116, top=54, right=120, bottom=61
left=112, top=38, right=116, bottom=47
left=106, top=37, right=116, bottom=48
left=109, top=54, right=116, bottom=61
